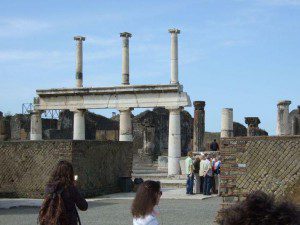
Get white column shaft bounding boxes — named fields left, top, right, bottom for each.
left=119, top=109, right=133, bottom=141
left=30, top=112, right=42, bottom=140
left=170, top=33, right=178, bottom=84
left=122, top=37, right=130, bottom=85
left=221, top=108, right=233, bottom=138
left=276, top=103, right=291, bottom=136
left=73, top=110, right=85, bottom=140
left=168, top=108, right=181, bottom=175
left=76, top=41, right=83, bottom=87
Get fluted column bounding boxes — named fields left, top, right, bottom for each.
left=276, top=100, right=291, bottom=136
left=30, top=110, right=42, bottom=140
left=168, top=28, right=180, bottom=84
left=73, top=110, right=86, bottom=140
left=120, top=32, right=132, bottom=85
left=74, top=36, right=85, bottom=87
left=221, top=108, right=233, bottom=138
left=119, top=108, right=133, bottom=141
left=168, top=108, right=182, bottom=175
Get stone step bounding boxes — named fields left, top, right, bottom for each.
left=132, top=173, right=168, bottom=180
left=160, top=179, right=186, bottom=188
left=132, top=169, right=162, bottom=174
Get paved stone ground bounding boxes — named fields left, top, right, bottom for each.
left=0, top=197, right=221, bottom=225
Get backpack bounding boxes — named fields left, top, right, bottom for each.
left=38, top=188, right=69, bottom=225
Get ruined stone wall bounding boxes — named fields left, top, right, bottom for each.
left=0, top=140, right=133, bottom=198
left=219, top=136, right=300, bottom=212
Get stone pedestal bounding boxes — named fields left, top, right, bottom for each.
left=168, top=108, right=182, bottom=175
left=73, top=110, right=85, bottom=140
left=245, top=117, right=261, bottom=136
left=120, top=32, right=132, bottom=85
left=221, top=108, right=233, bottom=138
left=74, top=36, right=85, bottom=88
left=193, top=101, right=205, bottom=151
left=168, top=28, right=180, bottom=84
left=276, top=100, right=291, bottom=136
left=30, top=111, right=42, bottom=140
left=119, top=108, right=133, bottom=141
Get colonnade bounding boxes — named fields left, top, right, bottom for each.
left=30, top=28, right=183, bottom=175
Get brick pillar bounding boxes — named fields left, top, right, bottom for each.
left=193, top=101, right=205, bottom=151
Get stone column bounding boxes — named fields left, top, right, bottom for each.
left=291, top=117, right=298, bottom=135
left=0, top=112, right=6, bottom=141
left=74, top=36, right=86, bottom=88
left=119, top=108, right=133, bottom=141
left=168, top=28, right=180, bottom=84
left=245, top=117, right=260, bottom=136
left=276, top=100, right=291, bottom=136
left=120, top=32, right=132, bottom=85
left=221, top=108, right=233, bottom=138
left=30, top=111, right=42, bottom=140
left=168, top=108, right=182, bottom=175
left=193, top=101, right=206, bottom=152
left=73, top=110, right=86, bottom=140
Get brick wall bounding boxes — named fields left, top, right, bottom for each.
left=0, top=140, right=133, bottom=198
left=218, top=136, right=300, bottom=215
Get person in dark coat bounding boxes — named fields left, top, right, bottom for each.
left=39, top=160, right=88, bottom=225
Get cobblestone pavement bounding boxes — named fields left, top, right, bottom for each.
left=0, top=197, right=221, bottom=225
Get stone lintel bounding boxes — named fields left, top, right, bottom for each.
left=35, top=91, right=191, bottom=111
left=120, top=32, right=132, bottom=38
left=168, top=28, right=180, bottom=34
left=193, top=101, right=205, bottom=110
left=74, top=36, right=86, bottom=41
left=277, top=100, right=291, bottom=107
left=245, top=117, right=261, bottom=127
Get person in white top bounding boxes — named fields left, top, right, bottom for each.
left=131, top=180, right=162, bottom=225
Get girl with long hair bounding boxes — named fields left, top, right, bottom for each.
left=38, top=160, right=88, bottom=225
left=131, top=180, right=162, bottom=225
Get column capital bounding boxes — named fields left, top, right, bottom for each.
left=193, top=101, right=205, bottom=110
left=120, top=32, right=132, bottom=38
left=166, top=107, right=183, bottom=113
left=118, top=107, right=133, bottom=112
left=70, top=109, right=86, bottom=113
left=245, top=117, right=260, bottom=127
left=74, top=36, right=86, bottom=41
left=168, top=28, right=180, bottom=34
left=277, top=100, right=291, bottom=107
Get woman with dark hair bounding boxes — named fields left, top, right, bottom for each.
left=217, top=190, right=299, bottom=225
left=38, top=160, right=88, bottom=225
left=131, top=180, right=162, bottom=225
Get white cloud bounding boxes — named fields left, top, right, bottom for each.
left=0, top=18, right=51, bottom=38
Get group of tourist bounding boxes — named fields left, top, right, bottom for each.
left=38, top=160, right=299, bottom=225
left=185, top=150, right=221, bottom=195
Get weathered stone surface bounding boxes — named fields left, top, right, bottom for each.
left=289, top=106, right=300, bottom=135
left=0, top=140, right=133, bottom=198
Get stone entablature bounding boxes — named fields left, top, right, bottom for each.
left=34, top=84, right=190, bottom=111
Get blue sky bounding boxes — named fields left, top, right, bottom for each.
left=0, top=0, right=299, bottom=134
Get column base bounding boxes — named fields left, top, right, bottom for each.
left=119, top=134, right=133, bottom=142
left=168, top=156, right=181, bottom=176
left=30, top=134, right=42, bottom=140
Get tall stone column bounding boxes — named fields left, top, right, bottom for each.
left=74, top=36, right=86, bottom=88
left=193, top=101, right=206, bottom=152
left=221, top=108, right=233, bottom=138
left=73, top=110, right=86, bottom=140
left=276, top=100, right=291, bottom=136
left=168, top=108, right=182, bottom=175
left=168, top=28, right=180, bottom=84
left=30, top=111, right=42, bottom=140
left=120, top=32, right=132, bottom=85
left=119, top=108, right=133, bottom=141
